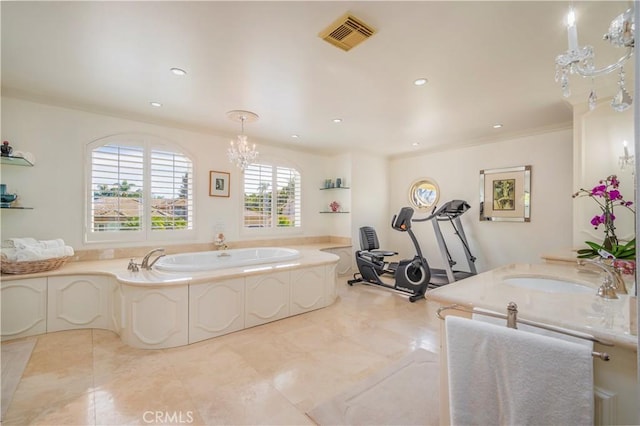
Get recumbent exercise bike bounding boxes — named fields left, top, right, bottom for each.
left=347, top=206, right=430, bottom=302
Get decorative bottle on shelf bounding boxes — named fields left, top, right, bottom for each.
left=1, top=141, right=13, bottom=157
left=336, top=178, right=342, bottom=188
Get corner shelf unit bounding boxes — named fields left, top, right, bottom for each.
left=1, top=155, right=34, bottom=209
left=1, top=156, right=34, bottom=167
left=319, top=184, right=350, bottom=214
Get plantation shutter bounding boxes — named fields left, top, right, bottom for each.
left=90, top=144, right=144, bottom=232
left=243, top=162, right=301, bottom=229
left=150, top=150, right=194, bottom=231
left=276, top=166, right=301, bottom=227
left=243, top=163, right=273, bottom=228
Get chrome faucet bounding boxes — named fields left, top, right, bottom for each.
left=578, top=258, right=626, bottom=299
left=141, top=248, right=166, bottom=270
left=604, top=261, right=628, bottom=295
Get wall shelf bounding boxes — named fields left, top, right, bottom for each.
left=320, top=211, right=350, bottom=214
left=319, top=187, right=350, bottom=190
left=1, top=156, right=34, bottom=167
left=2, top=155, right=34, bottom=210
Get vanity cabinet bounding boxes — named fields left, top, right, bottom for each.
left=189, top=278, right=245, bottom=343
left=1, top=277, right=47, bottom=340
left=245, top=271, right=290, bottom=327
left=47, top=275, right=112, bottom=332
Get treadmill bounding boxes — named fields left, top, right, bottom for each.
left=412, top=200, right=477, bottom=287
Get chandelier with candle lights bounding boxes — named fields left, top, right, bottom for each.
left=226, top=110, right=259, bottom=172
left=555, top=6, right=635, bottom=112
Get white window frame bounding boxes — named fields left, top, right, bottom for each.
left=240, top=159, right=302, bottom=236
left=85, top=134, right=195, bottom=244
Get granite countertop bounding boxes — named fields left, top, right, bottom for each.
left=0, top=245, right=341, bottom=286
left=427, top=262, right=637, bottom=350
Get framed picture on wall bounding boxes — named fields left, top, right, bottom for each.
left=209, top=171, right=230, bottom=197
left=479, top=165, right=531, bottom=222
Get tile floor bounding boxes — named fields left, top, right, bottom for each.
left=1, top=277, right=443, bottom=425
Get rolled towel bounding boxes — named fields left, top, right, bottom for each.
left=15, top=248, right=44, bottom=262
left=5, top=238, right=39, bottom=249
left=40, top=239, right=65, bottom=249
left=5, top=245, right=73, bottom=262
left=1, top=248, right=18, bottom=261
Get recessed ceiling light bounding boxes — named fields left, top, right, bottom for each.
left=333, top=118, right=342, bottom=123
left=412, top=142, right=420, bottom=147
left=493, top=124, right=503, bottom=129
left=413, top=78, right=428, bottom=86
left=150, top=102, right=162, bottom=107
left=291, top=134, right=299, bottom=139
left=170, top=67, right=187, bottom=76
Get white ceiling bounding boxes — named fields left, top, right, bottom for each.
left=1, top=1, right=635, bottom=157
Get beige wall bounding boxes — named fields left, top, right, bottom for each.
left=388, top=129, right=574, bottom=272
left=2, top=96, right=594, bottom=274
left=0, top=96, right=339, bottom=250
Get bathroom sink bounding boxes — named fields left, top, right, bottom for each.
left=502, top=277, right=594, bottom=294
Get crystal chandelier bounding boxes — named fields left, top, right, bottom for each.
left=555, top=6, right=635, bottom=112
left=226, top=110, right=259, bottom=172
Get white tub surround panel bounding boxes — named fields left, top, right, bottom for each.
left=324, top=247, right=352, bottom=276
left=0, top=249, right=339, bottom=349
left=290, top=265, right=326, bottom=315
left=1, top=277, right=47, bottom=340
left=189, top=278, right=245, bottom=344
left=245, top=271, right=291, bottom=328
left=47, top=275, right=111, bottom=332
left=121, top=285, right=190, bottom=349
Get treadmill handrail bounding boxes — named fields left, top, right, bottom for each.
left=412, top=200, right=471, bottom=222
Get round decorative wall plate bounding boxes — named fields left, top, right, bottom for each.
left=408, top=178, right=440, bottom=210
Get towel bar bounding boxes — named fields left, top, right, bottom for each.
left=437, top=302, right=612, bottom=361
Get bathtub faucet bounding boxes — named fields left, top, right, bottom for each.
left=141, top=248, right=166, bottom=270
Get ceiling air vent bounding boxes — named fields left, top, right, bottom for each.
left=319, top=13, right=376, bottom=52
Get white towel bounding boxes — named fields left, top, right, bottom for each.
left=445, top=315, right=594, bottom=426
left=4, top=238, right=39, bottom=249
left=472, top=312, right=593, bottom=349
left=38, top=239, right=65, bottom=249
left=1, top=245, right=73, bottom=261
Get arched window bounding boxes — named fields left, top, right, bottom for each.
left=86, top=135, right=194, bottom=243
left=242, top=162, right=301, bottom=229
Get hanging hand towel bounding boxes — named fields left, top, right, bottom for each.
left=445, top=315, right=593, bottom=426
left=472, top=312, right=593, bottom=348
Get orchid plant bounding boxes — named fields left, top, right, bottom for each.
left=572, top=175, right=635, bottom=259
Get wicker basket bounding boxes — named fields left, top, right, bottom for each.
left=0, top=255, right=69, bottom=274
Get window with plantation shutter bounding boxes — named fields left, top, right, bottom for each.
left=243, top=162, right=301, bottom=229
left=86, top=135, right=194, bottom=242
left=150, top=149, right=193, bottom=231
